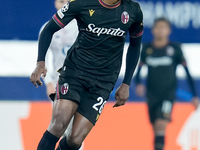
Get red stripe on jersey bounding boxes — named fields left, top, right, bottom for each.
left=136, top=31, right=143, bottom=37
left=53, top=14, right=65, bottom=28
left=99, top=0, right=121, bottom=9
left=131, top=30, right=143, bottom=38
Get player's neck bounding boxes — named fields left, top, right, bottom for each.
left=103, top=0, right=121, bottom=5
left=153, top=39, right=169, bottom=48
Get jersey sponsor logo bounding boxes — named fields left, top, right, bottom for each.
left=121, top=11, right=129, bottom=24
left=89, top=9, right=95, bottom=17
left=61, top=2, right=69, bottom=12
left=146, top=56, right=173, bottom=67
left=86, top=23, right=125, bottom=36
left=61, top=83, right=69, bottom=95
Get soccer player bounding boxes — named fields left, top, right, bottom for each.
left=134, top=17, right=199, bottom=150
left=30, top=0, right=143, bottom=149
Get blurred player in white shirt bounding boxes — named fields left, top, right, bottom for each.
left=42, top=0, right=78, bottom=96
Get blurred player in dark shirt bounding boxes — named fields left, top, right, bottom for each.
left=30, top=0, right=143, bottom=149
left=134, top=17, right=199, bottom=150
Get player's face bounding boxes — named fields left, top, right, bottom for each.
left=152, top=21, right=171, bottom=40
left=55, top=0, right=69, bottom=10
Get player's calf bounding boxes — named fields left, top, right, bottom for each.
left=56, top=136, right=82, bottom=150
left=37, top=130, right=59, bottom=150
left=153, top=119, right=168, bottom=150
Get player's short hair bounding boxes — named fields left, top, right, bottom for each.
left=153, top=17, right=171, bottom=29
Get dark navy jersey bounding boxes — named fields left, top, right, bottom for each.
left=53, top=0, right=143, bottom=90
left=140, top=42, right=185, bottom=94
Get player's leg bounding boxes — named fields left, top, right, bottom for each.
left=37, top=99, right=79, bottom=150
left=152, top=100, right=173, bottom=150
left=56, top=83, right=109, bottom=150
left=48, top=99, right=79, bottom=137
left=63, top=116, right=84, bottom=150
left=153, top=119, right=169, bottom=150
left=56, top=112, right=94, bottom=150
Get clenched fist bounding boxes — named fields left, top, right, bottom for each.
left=30, top=61, right=47, bottom=88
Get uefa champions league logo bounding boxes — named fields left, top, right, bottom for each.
left=61, top=3, right=69, bottom=12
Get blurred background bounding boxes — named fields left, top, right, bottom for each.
left=0, top=0, right=200, bottom=150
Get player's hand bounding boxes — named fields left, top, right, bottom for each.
left=135, top=84, right=145, bottom=97
left=30, top=61, right=47, bottom=88
left=113, top=83, right=129, bottom=107
left=191, top=97, right=199, bottom=109
left=46, top=82, right=56, bottom=96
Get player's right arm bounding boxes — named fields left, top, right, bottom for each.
left=30, top=0, right=81, bottom=87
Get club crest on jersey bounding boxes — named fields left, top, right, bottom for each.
left=121, top=11, right=129, bottom=24
left=61, top=2, right=69, bottom=12
left=61, top=83, right=69, bottom=95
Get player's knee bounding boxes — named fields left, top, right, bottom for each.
left=154, top=119, right=168, bottom=134
left=67, top=133, right=83, bottom=149
left=50, top=116, right=68, bottom=133
left=52, top=121, right=66, bottom=131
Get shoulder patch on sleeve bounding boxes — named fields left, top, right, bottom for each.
left=57, top=9, right=64, bottom=19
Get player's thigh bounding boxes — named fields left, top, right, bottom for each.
left=48, top=76, right=85, bottom=136
left=146, top=96, right=158, bottom=124
left=48, top=99, right=79, bottom=137
left=156, top=100, right=174, bottom=121
left=53, top=75, right=86, bottom=121
left=153, top=100, right=174, bottom=131
left=51, top=99, right=78, bottom=124
left=153, top=119, right=169, bottom=132
left=67, top=112, right=94, bottom=146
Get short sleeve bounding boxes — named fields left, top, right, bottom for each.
left=129, top=3, right=144, bottom=38
left=52, top=0, right=81, bottom=28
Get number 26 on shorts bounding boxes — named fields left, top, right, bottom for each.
left=92, top=97, right=107, bottom=114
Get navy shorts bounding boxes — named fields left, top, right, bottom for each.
left=146, top=90, right=175, bottom=124
left=55, top=75, right=112, bottom=125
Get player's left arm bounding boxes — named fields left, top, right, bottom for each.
left=178, top=48, right=199, bottom=108
left=114, top=3, right=143, bottom=107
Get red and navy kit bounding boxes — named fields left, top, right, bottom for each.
left=38, top=0, right=143, bottom=125
left=52, top=0, right=143, bottom=91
